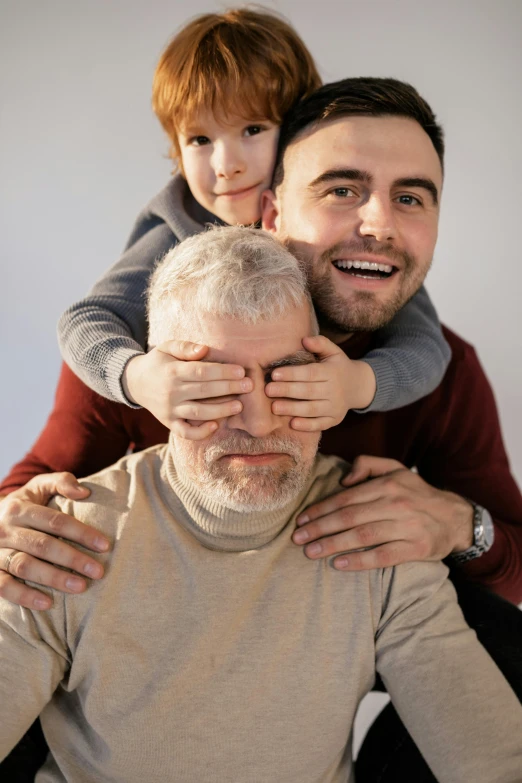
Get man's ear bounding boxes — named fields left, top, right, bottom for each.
left=261, top=188, right=280, bottom=234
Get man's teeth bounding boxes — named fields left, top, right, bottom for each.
left=334, top=260, right=393, bottom=273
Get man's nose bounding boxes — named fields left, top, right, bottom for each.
left=228, top=382, right=281, bottom=438
left=212, top=141, right=246, bottom=179
left=357, top=193, right=397, bottom=242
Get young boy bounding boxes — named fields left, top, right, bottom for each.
left=57, top=7, right=450, bottom=440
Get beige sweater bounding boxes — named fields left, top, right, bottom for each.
left=1, top=445, right=521, bottom=783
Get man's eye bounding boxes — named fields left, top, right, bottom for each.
left=330, top=187, right=356, bottom=198
left=189, top=135, right=211, bottom=146
left=396, top=194, right=422, bottom=206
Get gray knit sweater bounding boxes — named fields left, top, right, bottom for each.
left=58, top=174, right=451, bottom=409
left=1, top=446, right=521, bottom=782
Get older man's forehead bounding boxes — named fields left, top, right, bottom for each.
left=197, top=306, right=316, bottom=369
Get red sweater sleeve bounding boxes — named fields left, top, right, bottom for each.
left=418, top=331, right=522, bottom=604
left=0, top=363, right=132, bottom=494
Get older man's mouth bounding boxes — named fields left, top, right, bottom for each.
left=220, top=453, right=291, bottom=465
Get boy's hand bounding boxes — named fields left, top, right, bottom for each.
left=265, top=335, right=377, bottom=431
left=0, top=473, right=110, bottom=610
left=122, top=341, right=253, bottom=439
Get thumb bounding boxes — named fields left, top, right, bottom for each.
left=22, top=472, right=90, bottom=504
left=158, top=340, right=209, bottom=362
left=342, top=455, right=405, bottom=486
left=302, top=335, right=341, bottom=361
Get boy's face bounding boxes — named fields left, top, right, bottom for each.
left=178, top=111, right=279, bottom=226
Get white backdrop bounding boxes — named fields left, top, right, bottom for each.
left=1, top=0, right=521, bottom=753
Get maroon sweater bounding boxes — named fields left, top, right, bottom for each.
left=2, top=326, right=522, bottom=603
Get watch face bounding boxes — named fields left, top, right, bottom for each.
left=481, top=508, right=495, bottom=550
left=449, top=505, right=494, bottom=564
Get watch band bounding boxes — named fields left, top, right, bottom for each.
left=450, top=503, right=494, bottom=564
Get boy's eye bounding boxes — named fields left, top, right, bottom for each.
left=244, top=125, right=265, bottom=137
left=189, top=135, right=211, bottom=146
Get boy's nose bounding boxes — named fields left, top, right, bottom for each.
left=357, top=193, right=397, bottom=243
left=212, top=142, right=246, bottom=179
left=227, top=382, right=281, bottom=438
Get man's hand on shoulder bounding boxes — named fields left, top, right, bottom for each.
left=292, top=455, right=474, bottom=570
left=0, top=473, right=110, bottom=610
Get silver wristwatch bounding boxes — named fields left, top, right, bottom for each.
left=450, top=503, right=495, bottom=564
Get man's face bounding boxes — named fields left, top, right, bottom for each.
left=262, top=116, right=442, bottom=338
left=172, top=303, right=320, bottom=512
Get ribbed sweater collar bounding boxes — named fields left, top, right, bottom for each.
left=160, top=442, right=315, bottom=552
left=151, top=173, right=226, bottom=242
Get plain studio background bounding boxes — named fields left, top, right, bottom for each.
left=1, top=0, right=521, bottom=756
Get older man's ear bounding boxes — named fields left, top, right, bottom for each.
left=260, top=189, right=280, bottom=234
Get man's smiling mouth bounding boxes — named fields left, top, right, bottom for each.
left=332, top=259, right=397, bottom=280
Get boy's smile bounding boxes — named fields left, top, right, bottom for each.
left=178, top=110, right=279, bottom=226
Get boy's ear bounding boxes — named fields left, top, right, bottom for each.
left=261, top=188, right=280, bottom=234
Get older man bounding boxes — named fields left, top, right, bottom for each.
left=1, top=227, right=522, bottom=783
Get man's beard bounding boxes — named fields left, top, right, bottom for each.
left=282, top=237, right=430, bottom=334
left=174, top=432, right=318, bottom=513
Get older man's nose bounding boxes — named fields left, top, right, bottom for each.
left=228, top=384, right=280, bottom=438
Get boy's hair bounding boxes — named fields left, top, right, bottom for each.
left=147, top=226, right=317, bottom=346
left=273, top=77, right=445, bottom=189
left=152, top=7, right=321, bottom=165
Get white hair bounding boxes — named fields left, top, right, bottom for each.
left=147, top=225, right=317, bottom=345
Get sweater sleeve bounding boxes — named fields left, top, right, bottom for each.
left=57, top=220, right=178, bottom=405
left=416, top=331, right=522, bottom=603
left=357, top=285, right=451, bottom=412
left=0, top=591, right=69, bottom=759
left=375, top=561, right=522, bottom=783
left=0, top=363, right=132, bottom=494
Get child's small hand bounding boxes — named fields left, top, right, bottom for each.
left=122, top=341, right=253, bottom=439
left=265, top=335, right=377, bottom=431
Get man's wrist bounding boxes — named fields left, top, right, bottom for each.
left=450, top=495, right=475, bottom=553
left=450, top=500, right=495, bottom=564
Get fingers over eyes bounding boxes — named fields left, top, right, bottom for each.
left=176, top=400, right=242, bottom=421
left=272, top=399, right=329, bottom=418
left=182, top=378, right=252, bottom=400
left=266, top=381, right=325, bottom=400
left=175, top=362, right=245, bottom=382
left=271, top=363, right=326, bottom=383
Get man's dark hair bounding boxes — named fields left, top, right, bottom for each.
left=272, top=77, right=444, bottom=189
